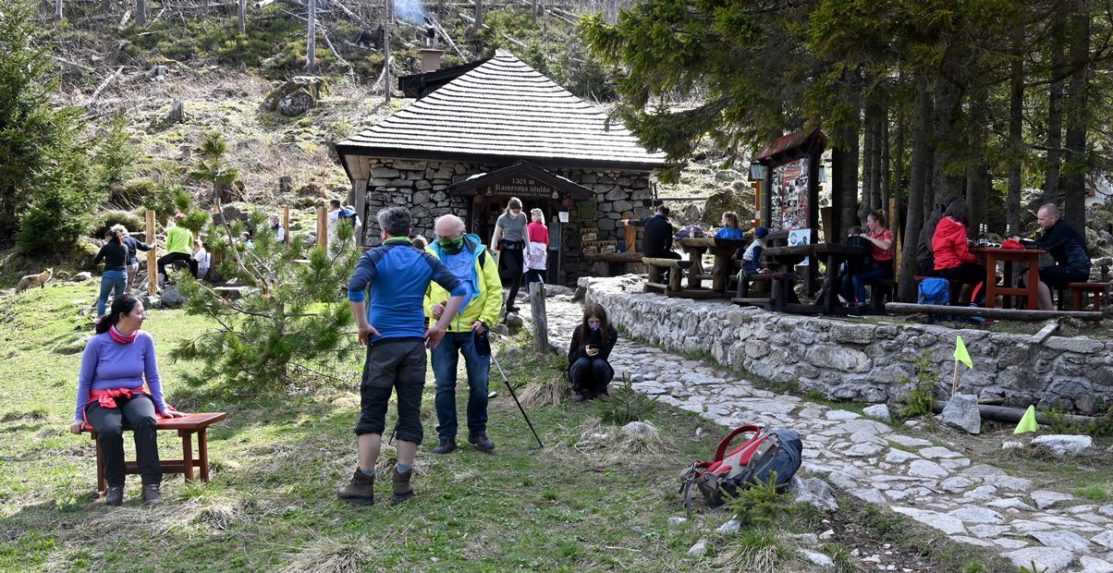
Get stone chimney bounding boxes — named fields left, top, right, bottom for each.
left=418, top=48, right=444, bottom=73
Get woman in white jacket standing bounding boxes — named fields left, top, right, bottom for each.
left=524, top=208, right=549, bottom=284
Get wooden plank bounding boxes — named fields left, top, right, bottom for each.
left=1031, top=320, right=1059, bottom=344
left=317, top=206, right=328, bottom=252
left=282, top=206, right=290, bottom=244
left=885, top=302, right=1102, bottom=321
left=641, top=257, right=681, bottom=268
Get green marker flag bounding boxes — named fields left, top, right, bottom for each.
left=953, top=336, right=973, bottom=369
left=1014, top=405, right=1039, bottom=434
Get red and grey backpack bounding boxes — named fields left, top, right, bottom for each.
left=679, top=425, right=803, bottom=509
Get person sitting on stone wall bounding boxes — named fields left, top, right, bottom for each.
left=567, top=303, right=619, bottom=401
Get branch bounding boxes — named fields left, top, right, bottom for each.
left=87, top=66, right=124, bottom=108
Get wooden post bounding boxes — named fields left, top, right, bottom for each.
left=317, top=206, right=328, bottom=252
left=528, top=281, right=549, bottom=354
left=146, top=210, right=157, bottom=295
left=282, top=206, right=290, bottom=244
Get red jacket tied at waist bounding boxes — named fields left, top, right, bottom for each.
left=932, top=216, right=976, bottom=271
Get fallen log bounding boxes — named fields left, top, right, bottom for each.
left=930, top=401, right=1097, bottom=426
left=87, top=66, right=125, bottom=107
left=885, top=302, right=1102, bottom=321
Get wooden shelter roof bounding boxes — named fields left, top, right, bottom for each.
left=336, top=50, right=667, bottom=172
left=754, top=128, right=827, bottom=165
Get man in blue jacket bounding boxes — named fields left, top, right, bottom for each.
left=338, top=207, right=466, bottom=505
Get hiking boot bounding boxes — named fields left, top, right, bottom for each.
left=105, top=485, right=124, bottom=506
left=141, top=483, right=161, bottom=505
left=337, top=469, right=375, bottom=504
left=469, top=432, right=495, bottom=453
left=391, top=468, right=414, bottom=503
left=431, top=438, right=457, bottom=454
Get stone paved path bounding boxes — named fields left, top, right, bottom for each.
left=539, top=294, right=1113, bottom=573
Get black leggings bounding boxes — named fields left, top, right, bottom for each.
left=499, top=242, right=524, bottom=313
left=86, top=395, right=162, bottom=487
left=569, top=357, right=614, bottom=396
left=158, top=252, right=197, bottom=279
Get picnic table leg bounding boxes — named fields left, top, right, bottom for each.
left=984, top=253, right=998, bottom=309
left=93, top=433, right=106, bottom=496
left=181, top=430, right=194, bottom=481
left=711, top=251, right=726, bottom=292
left=1026, top=259, right=1040, bottom=310
left=198, top=429, right=210, bottom=482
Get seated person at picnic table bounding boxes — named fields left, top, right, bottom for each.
left=932, top=201, right=985, bottom=304
left=1011, top=202, right=1091, bottom=310
left=567, top=303, right=619, bottom=402
left=715, top=211, right=745, bottom=240
left=845, top=210, right=895, bottom=306
left=641, top=205, right=680, bottom=260
left=68, top=294, right=181, bottom=506
left=736, top=226, right=768, bottom=279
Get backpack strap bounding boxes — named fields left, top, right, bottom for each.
left=713, top=425, right=764, bottom=462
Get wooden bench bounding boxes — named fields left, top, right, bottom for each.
left=83, top=412, right=226, bottom=496
left=643, top=257, right=683, bottom=294
left=1067, top=282, right=1110, bottom=311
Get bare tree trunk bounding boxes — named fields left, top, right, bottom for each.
left=56, top=0, right=63, bottom=20
left=306, top=0, right=317, bottom=72
left=862, top=107, right=875, bottom=212
left=899, top=77, right=932, bottom=301
left=239, top=0, right=247, bottom=33
left=1063, top=0, right=1089, bottom=231
left=136, top=0, right=146, bottom=26
left=1046, top=6, right=1067, bottom=202
left=1007, top=23, right=1025, bottom=236
left=966, top=79, right=989, bottom=238
left=839, top=111, right=862, bottom=237
left=880, top=102, right=890, bottom=210
left=383, top=0, right=392, bottom=103
left=870, top=98, right=884, bottom=211
left=932, top=58, right=965, bottom=209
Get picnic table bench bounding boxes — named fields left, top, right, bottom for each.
left=755, top=243, right=867, bottom=314
left=676, top=237, right=751, bottom=295
left=83, top=412, right=226, bottom=496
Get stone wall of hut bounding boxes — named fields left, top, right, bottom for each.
left=360, top=157, right=656, bottom=284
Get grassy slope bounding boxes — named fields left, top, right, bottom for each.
left=0, top=284, right=1015, bottom=572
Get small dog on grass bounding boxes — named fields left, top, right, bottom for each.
left=16, top=268, right=53, bottom=292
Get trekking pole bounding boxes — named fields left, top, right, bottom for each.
left=489, top=351, right=544, bottom=449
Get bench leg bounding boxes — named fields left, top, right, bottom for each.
left=199, top=429, right=210, bottom=482
left=181, top=430, right=194, bottom=481
left=1073, top=289, right=1083, bottom=311
left=94, top=433, right=106, bottom=496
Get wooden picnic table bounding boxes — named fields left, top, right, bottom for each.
left=762, top=243, right=867, bottom=314
left=84, top=412, right=226, bottom=496
left=677, top=237, right=750, bottom=294
left=971, top=246, right=1045, bottom=310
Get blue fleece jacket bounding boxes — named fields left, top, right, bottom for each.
left=348, top=238, right=466, bottom=342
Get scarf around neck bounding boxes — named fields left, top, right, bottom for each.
left=109, top=326, right=138, bottom=344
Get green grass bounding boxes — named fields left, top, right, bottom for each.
left=1074, top=484, right=1111, bottom=502
left=0, top=282, right=724, bottom=572
left=0, top=282, right=1021, bottom=572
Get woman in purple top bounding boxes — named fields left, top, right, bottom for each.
left=68, top=294, right=180, bottom=506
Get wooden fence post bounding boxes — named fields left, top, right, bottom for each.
left=529, top=281, right=550, bottom=354
left=146, top=210, right=157, bottom=296
left=316, top=206, right=328, bottom=252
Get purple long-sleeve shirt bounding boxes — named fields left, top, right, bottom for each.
left=74, top=331, right=167, bottom=421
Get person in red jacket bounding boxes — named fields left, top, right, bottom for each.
left=931, top=201, right=985, bottom=304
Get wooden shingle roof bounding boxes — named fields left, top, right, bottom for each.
left=337, top=51, right=666, bottom=171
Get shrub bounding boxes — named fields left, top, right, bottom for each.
left=91, top=114, right=134, bottom=203
left=596, top=373, right=658, bottom=425
left=899, top=354, right=938, bottom=419
left=727, top=475, right=790, bottom=529
left=92, top=210, right=145, bottom=239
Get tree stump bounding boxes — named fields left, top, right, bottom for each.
left=167, top=100, right=183, bottom=124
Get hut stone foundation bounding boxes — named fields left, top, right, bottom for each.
left=361, top=157, right=656, bottom=279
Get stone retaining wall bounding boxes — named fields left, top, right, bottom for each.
left=580, top=275, right=1113, bottom=414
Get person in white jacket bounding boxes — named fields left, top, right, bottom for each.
left=523, top=208, right=549, bottom=284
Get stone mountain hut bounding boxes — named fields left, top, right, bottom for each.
left=335, top=50, right=666, bottom=283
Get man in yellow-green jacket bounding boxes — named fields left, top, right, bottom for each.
left=424, top=214, right=503, bottom=454
left=157, top=212, right=197, bottom=281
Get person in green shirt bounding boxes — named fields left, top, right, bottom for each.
left=157, top=213, right=198, bottom=280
